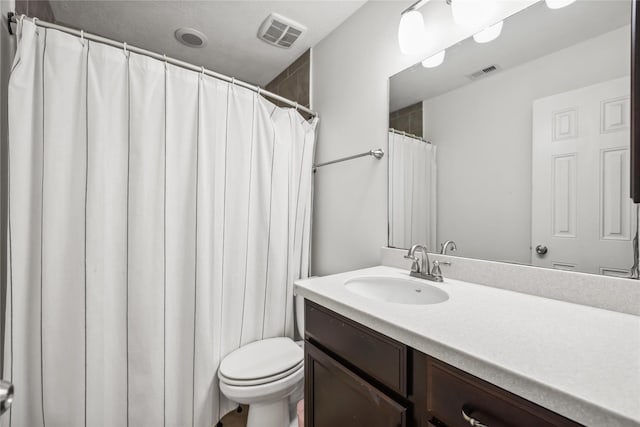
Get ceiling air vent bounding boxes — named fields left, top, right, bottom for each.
left=467, top=64, right=501, bottom=81
left=175, top=28, right=208, bottom=48
left=258, top=13, right=306, bottom=49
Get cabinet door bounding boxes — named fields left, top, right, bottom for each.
left=305, top=301, right=407, bottom=396
left=305, top=341, right=407, bottom=427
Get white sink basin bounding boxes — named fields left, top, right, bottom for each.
left=344, top=276, right=449, bottom=305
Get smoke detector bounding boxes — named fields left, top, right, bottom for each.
left=175, top=28, right=208, bottom=48
left=467, top=64, right=501, bottom=81
left=258, top=13, right=306, bottom=48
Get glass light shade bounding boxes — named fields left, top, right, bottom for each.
left=473, top=20, right=503, bottom=43
left=398, top=10, right=426, bottom=54
left=422, top=50, right=446, bottom=68
left=545, top=0, right=577, bottom=9
left=451, top=0, right=496, bottom=28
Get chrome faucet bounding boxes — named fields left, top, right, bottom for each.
left=405, top=244, right=429, bottom=274
left=404, top=244, right=443, bottom=282
left=440, top=240, right=457, bottom=255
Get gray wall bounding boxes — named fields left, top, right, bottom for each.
left=423, top=26, right=630, bottom=264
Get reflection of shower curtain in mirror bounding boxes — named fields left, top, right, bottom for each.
left=388, top=131, right=436, bottom=250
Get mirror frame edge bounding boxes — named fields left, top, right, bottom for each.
left=632, top=0, right=640, bottom=202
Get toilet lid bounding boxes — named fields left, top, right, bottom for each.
left=219, top=360, right=303, bottom=386
left=219, top=337, right=303, bottom=382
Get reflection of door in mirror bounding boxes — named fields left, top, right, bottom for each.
left=532, top=77, right=634, bottom=276
left=388, top=130, right=436, bottom=250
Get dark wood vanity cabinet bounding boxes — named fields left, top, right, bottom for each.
left=305, top=342, right=407, bottom=427
left=304, top=300, right=582, bottom=427
left=304, top=301, right=408, bottom=427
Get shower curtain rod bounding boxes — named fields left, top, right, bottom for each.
left=7, top=13, right=318, bottom=118
left=389, top=128, right=431, bottom=144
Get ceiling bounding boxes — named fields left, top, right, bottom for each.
left=390, top=0, right=631, bottom=111
left=50, top=0, right=367, bottom=86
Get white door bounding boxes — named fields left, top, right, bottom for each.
left=532, top=77, right=635, bottom=276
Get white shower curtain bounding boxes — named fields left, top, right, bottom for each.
left=4, top=20, right=317, bottom=427
left=388, top=131, right=436, bottom=250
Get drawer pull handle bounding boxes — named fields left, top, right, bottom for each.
left=462, top=404, right=488, bottom=427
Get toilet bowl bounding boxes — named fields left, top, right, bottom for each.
left=219, top=336, right=304, bottom=427
left=219, top=295, right=306, bottom=427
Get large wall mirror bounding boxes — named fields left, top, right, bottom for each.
left=388, top=0, right=637, bottom=277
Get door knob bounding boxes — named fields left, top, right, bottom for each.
left=535, top=245, right=548, bottom=255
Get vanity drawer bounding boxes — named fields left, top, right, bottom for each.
left=426, top=358, right=582, bottom=427
left=305, top=341, right=407, bottom=427
left=304, top=300, right=407, bottom=396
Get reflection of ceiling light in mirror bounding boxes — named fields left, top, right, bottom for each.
left=473, top=21, right=503, bottom=43
left=398, top=10, right=426, bottom=54
left=422, top=50, right=445, bottom=68
left=545, top=0, right=577, bottom=9
left=451, top=0, right=497, bottom=28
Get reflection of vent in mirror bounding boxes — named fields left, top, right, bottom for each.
left=258, top=13, right=306, bottom=49
left=467, top=64, right=501, bottom=81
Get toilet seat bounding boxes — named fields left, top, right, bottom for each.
left=219, top=337, right=303, bottom=387
left=219, top=360, right=303, bottom=386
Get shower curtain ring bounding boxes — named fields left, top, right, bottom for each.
left=201, top=66, right=205, bottom=76
left=294, top=102, right=299, bottom=111
left=257, top=87, right=261, bottom=96
left=123, top=42, right=128, bottom=56
left=231, top=77, right=235, bottom=86
left=80, top=30, right=85, bottom=46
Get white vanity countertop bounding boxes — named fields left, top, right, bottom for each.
left=294, top=265, right=640, bottom=427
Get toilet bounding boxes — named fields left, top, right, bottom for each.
left=219, top=295, right=305, bottom=427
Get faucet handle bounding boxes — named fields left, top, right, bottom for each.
left=404, top=254, right=420, bottom=273
left=431, top=260, right=442, bottom=279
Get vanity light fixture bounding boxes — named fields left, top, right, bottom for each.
left=422, top=50, right=446, bottom=68
left=398, top=9, right=427, bottom=54
left=473, top=20, right=503, bottom=43
left=398, top=0, right=432, bottom=54
left=545, top=0, right=577, bottom=9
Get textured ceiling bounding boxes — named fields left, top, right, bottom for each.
left=50, top=0, right=367, bottom=86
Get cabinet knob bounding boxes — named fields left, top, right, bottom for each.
left=462, top=404, right=488, bottom=427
